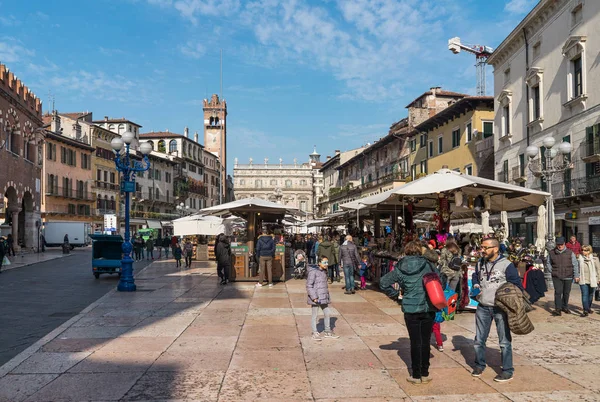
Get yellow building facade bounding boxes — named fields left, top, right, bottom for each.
left=415, top=97, right=494, bottom=176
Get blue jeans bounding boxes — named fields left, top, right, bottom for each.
left=580, top=284, right=595, bottom=312
left=343, top=265, right=355, bottom=291
left=474, top=305, right=513, bottom=376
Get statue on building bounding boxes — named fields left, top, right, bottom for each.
left=234, top=157, right=238, bottom=166
left=249, top=157, right=253, bottom=165
left=264, top=157, right=268, bottom=165
left=293, top=158, right=297, bottom=166
left=279, top=157, right=283, bottom=166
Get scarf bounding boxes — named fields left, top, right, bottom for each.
left=579, top=255, right=599, bottom=285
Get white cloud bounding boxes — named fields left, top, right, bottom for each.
left=99, top=47, right=126, bottom=56
left=179, top=40, right=205, bottom=59
left=34, top=11, right=50, bottom=20
left=0, top=15, right=20, bottom=26
left=172, top=0, right=241, bottom=24
left=44, top=71, right=138, bottom=102
left=0, top=37, right=34, bottom=63
left=504, top=0, right=538, bottom=14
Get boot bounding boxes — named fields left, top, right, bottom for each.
left=336, top=276, right=341, bottom=282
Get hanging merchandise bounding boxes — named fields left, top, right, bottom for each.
left=455, top=191, right=463, bottom=208
left=468, top=195, right=474, bottom=209
left=433, top=194, right=451, bottom=232
left=474, top=195, right=484, bottom=211
left=484, top=194, right=491, bottom=210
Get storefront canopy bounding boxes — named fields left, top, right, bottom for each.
left=359, top=169, right=550, bottom=212
left=200, top=198, right=302, bottom=217
left=172, top=215, right=234, bottom=236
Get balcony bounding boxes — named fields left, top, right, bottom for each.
left=130, top=211, right=179, bottom=220
left=581, top=138, right=600, bottom=164
left=46, top=187, right=96, bottom=201
left=511, top=166, right=526, bottom=183
left=94, top=180, right=119, bottom=191
left=97, top=208, right=116, bottom=216
left=552, top=175, right=600, bottom=199
left=497, top=170, right=508, bottom=183
left=44, top=205, right=96, bottom=217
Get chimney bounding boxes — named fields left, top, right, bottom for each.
left=194, top=131, right=199, bottom=143
left=326, top=156, right=331, bottom=160
left=166, top=128, right=169, bottom=132
left=335, top=150, right=340, bottom=155
left=184, top=126, right=189, bottom=138
left=430, top=86, right=441, bottom=96
left=104, top=116, right=108, bottom=121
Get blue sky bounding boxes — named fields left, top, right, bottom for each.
left=1, top=0, right=538, bottom=172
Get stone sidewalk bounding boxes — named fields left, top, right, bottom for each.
left=1, top=259, right=599, bottom=401
left=1, top=248, right=73, bottom=272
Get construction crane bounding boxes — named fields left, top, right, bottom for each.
left=448, top=37, right=494, bottom=96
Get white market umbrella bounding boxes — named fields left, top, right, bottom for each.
left=200, top=197, right=302, bottom=216
left=535, top=204, right=547, bottom=251
left=359, top=168, right=550, bottom=212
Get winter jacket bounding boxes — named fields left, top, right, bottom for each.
left=215, top=238, right=232, bottom=266
left=566, top=240, right=582, bottom=256
left=547, top=248, right=578, bottom=279
left=293, top=240, right=306, bottom=252
left=524, top=269, right=546, bottom=303
left=173, top=246, right=182, bottom=260
left=331, top=241, right=340, bottom=265
left=183, top=242, right=193, bottom=256
left=317, top=240, right=335, bottom=263
left=379, top=255, right=437, bottom=314
left=306, top=265, right=331, bottom=305
left=359, top=261, right=369, bottom=277
left=494, top=282, right=534, bottom=335
left=339, top=241, right=361, bottom=268
left=256, top=235, right=275, bottom=257
left=472, top=255, right=522, bottom=307
left=577, top=255, right=600, bottom=286
left=145, top=239, right=154, bottom=251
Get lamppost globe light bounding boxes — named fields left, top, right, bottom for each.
left=558, top=141, right=572, bottom=155
left=549, top=148, right=558, bottom=159
left=139, top=141, right=152, bottom=155
left=525, top=145, right=539, bottom=158
left=542, top=136, right=556, bottom=149
left=121, top=131, right=135, bottom=144
left=111, top=137, right=124, bottom=151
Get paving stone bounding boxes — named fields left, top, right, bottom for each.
left=218, top=369, right=312, bottom=401
left=236, top=334, right=301, bottom=350
left=167, top=336, right=238, bottom=352
left=309, top=369, right=407, bottom=399
left=543, top=364, right=600, bottom=392
left=250, top=298, right=291, bottom=308
left=149, top=350, right=232, bottom=371
left=333, top=303, right=388, bottom=315
left=243, top=315, right=297, bottom=326
left=479, top=365, right=584, bottom=393
left=349, top=322, right=409, bottom=337
left=0, top=374, right=58, bottom=402
left=229, top=349, right=306, bottom=371
left=96, top=336, right=176, bottom=353
left=58, top=325, right=131, bottom=339
left=389, top=367, right=497, bottom=396
left=12, top=352, right=91, bottom=374
left=503, top=390, right=600, bottom=401
left=305, top=349, right=384, bottom=370
left=410, top=394, right=510, bottom=401
left=122, top=370, right=225, bottom=401
left=41, top=338, right=108, bottom=353
left=343, top=314, right=399, bottom=324
left=68, top=350, right=162, bottom=373
left=24, top=372, right=143, bottom=402
left=179, top=324, right=243, bottom=337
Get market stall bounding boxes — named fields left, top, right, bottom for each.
left=199, top=198, right=302, bottom=282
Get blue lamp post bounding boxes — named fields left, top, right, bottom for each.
left=111, top=132, right=153, bottom=292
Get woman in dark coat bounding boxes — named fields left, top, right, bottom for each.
left=380, top=240, right=437, bottom=385
left=215, top=234, right=231, bottom=285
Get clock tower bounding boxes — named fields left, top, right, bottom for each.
left=203, top=94, right=227, bottom=202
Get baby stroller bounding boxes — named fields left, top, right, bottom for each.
left=292, top=250, right=308, bottom=279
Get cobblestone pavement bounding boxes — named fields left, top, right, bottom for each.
left=1, top=259, right=599, bottom=401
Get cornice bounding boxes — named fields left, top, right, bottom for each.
left=488, top=0, right=571, bottom=67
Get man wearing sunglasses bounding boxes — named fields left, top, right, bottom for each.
left=471, top=237, right=523, bottom=383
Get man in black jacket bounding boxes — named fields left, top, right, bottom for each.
left=215, top=234, right=231, bottom=285
left=256, top=230, right=276, bottom=287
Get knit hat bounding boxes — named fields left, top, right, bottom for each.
left=428, top=240, right=436, bottom=248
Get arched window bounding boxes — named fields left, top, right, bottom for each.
left=158, top=140, right=166, bottom=153
left=118, top=124, right=125, bottom=134
left=108, top=124, right=115, bottom=132
left=169, top=140, right=177, bottom=153
left=300, top=179, right=307, bottom=186
left=270, top=179, right=277, bottom=186
left=255, top=180, right=262, bottom=188
left=285, top=180, right=292, bottom=188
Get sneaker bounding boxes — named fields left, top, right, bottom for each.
left=437, top=345, right=444, bottom=352
left=420, top=376, right=432, bottom=384
left=323, top=331, right=340, bottom=339
left=344, top=291, right=351, bottom=295
left=406, top=376, right=421, bottom=384
left=471, top=367, right=484, bottom=377
left=311, top=332, right=322, bottom=341
left=493, top=372, right=513, bottom=383
left=268, top=283, right=273, bottom=287
left=255, top=283, right=263, bottom=287
left=551, top=310, right=562, bottom=316
left=351, top=289, right=356, bottom=294
left=580, top=311, right=588, bottom=317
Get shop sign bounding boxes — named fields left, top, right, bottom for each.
left=589, top=217, right=600, bottom=225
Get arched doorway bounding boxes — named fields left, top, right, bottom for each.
left=3, top=187, right=18, bottom=225
left=18, top=191, right=33, bottom=248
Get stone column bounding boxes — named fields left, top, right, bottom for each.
left=12, top=211, right=19, bottom=251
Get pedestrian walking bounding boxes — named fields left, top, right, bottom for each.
left=163, top=234, right=171, bottom=259
left=307, top=256, right=340, bottom=341
left=215, top=233, right=231, bottom=285
left=379, top=241, right=437, bottom=385
left=133, top=235, right=143, bottom=261
left=255, top=230, right=275, bottom=287
left=0, top=236, right=6, bottom=274
left=317, top=235, right=335, bottom=283
left=566, top=235, right=582, bottom=257
left=183, top=239, right=193, bottom=268
left=6, top=234, right=15, bottom=257
left=547, top=237, right=578, bottom=315
left=339, top=235, right=361, bottom=294
left=331, top=234, right=341, bottom=283
left=146, top=236, right=155, bottom=260
left=576, top=245, right=599, bottom=317
left=471, top=237, right=523, bottom=383
left=359, top=255, right=369, bottom=290
left=173, top=242, right=183, bottom=268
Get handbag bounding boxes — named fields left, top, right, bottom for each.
left=2, top=255, right=10, bottom=266
left=423, top=272, right=446, bottom=310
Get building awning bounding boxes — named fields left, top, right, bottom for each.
left=580, top=206, right=600, bottom=215
left=161, top=221, right=173, bottom=227
left=507, top=211, right=523, bottom=220
left=146, top=220, right=162, bottom=229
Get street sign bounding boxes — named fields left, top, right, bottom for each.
left=104, top=214, right=117, bottom=231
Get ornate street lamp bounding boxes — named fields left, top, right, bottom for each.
left=526, top=136, right=572, bottom=248
left=111, top=132, right=152, bottom=292
left=176, top=202, right=190, bottom=216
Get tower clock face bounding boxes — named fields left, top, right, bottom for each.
left=207, top=132, right=218, bottom=145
